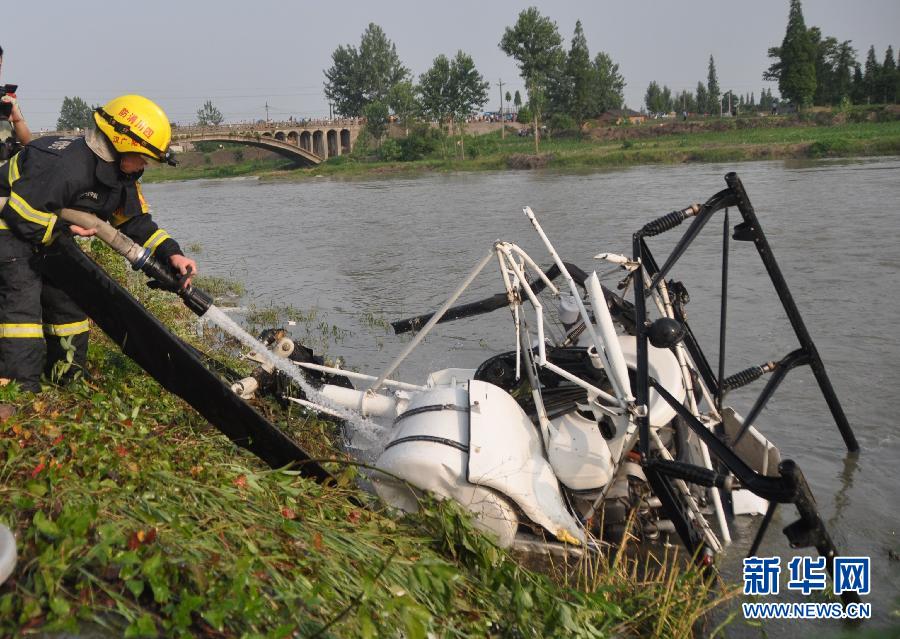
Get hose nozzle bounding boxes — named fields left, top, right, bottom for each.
left=48, top=208, right=213, bottom=317
left=137, top=254, right=212, bottom=316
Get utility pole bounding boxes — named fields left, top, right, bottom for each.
left=497, top=78, right=505, bottom=139
left=265, top=101, right=270, bottom=124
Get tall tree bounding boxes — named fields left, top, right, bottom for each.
left=809, top=28, right=838, bottom=105
left=696, top=82, right=708, bottom=115
left=544, top=55, right=572, bottom=122
left=363, top=100, right=389, bottom=145
left=644, top=81, right=663, bottom=115
left=324, top=23, right=410, bottom=117
left=894, top=48, right=900, bottom=104
left=766, top=0, right=817, bottom=108
left=832, top=41, right=858, bottom=105
left=513, top=90, right=522, bottom=110
left=661, top=85, right=673, bottom=113
left=592, top=51, right=626, bottom=114
left=450, top=52, right=491, bottom=119
left=807, top=32, right=856, bottom=106
left=388, top=80, right=418, bottom=136
left=418, top=51, right=489, bottom=157
left=56, top=96, right=94, bottom=130
left=707, top=55, right=721, bottom=115
left=196, top=100, right=224, bottom=126
left=894, top=47, right=900, bottom=103
left=850, top=64, right=866, bottom=104
left=448, top=51, right=490, bottom=156
left=863, top=45, right=880, bottom=103
left=675, top=90, right=697, bottom=113
left=500, top=7, right=564, bottom=152
left=879, top=46, right=896, bottom=104
left=418, top=53, right=454, bottom=136
left=566, top=20, right=593, bottom=126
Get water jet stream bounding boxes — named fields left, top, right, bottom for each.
left=201, top=305, right=388, bottom=448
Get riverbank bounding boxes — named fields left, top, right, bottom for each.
left=143, top=116, right=900, bottom=183
left=0, top=241, right=733, bottom=637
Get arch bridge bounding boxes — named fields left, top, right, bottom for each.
left=173, top=121, right=361, bottom=167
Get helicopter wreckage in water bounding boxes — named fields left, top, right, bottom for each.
left=233, top=172, right=860, bottom=603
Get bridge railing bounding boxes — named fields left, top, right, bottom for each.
left=173, top=118, right=361, bottom=136
left=36, top=118, right=363, bottom=140
left=170, top=131, right=332, bottom=163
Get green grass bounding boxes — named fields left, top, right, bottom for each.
left=191, top=275, right=245, bottom=299
left=0, top=242, right=736, bottom=637
left=266, top=119, right=900, bottom=182
left=141, top=117, right=900, bottom=185
left=661, top=119, right=900, bottom=147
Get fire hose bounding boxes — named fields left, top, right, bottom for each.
left=1, top=196, right=335, bottom=483
left=0, top=197, right=212, bottom=316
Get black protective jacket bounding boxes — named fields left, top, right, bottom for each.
left=0, top=134, right=182, bottom=260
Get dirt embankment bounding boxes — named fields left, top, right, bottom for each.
left=506, top=153, right=555, bottom=169
left=587, top=117, right=797, bottom=141
left=586, top=105, right=900, bottom=141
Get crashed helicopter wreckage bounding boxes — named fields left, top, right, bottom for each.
left=231, top=172, right=860, bottom=604
left=0, top=173, right=858, bottom=604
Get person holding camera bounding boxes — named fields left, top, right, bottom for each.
left=0, top=94, right=197, bottom=392
left=0, top=44, right=32, bottom=162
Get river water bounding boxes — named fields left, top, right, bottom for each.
left=146, top=157, right=900, bottom=634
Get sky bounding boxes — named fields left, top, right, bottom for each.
left=4, top=0, right=898, bottom=131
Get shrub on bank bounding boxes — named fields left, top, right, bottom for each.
left=807, top=138, right=852, bottom=157
left=376, top=127, right=444, bottom=162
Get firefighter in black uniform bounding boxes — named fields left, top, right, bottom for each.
left=0, top=94, right=197, bottom=391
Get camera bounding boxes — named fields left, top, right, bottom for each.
left=0, top=84, right=18, bottom=120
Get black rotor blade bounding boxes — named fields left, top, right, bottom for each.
left=392, top=262, right=631, bottom=334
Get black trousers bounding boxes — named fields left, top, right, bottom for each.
left=0, top=231, right=88, bottom=391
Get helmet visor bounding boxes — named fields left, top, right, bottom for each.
left=142, top=148, right=178, bottom=166
left=95, top=107, right=177, bottom=166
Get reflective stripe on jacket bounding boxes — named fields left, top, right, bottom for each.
left=0, top=136, right=182, bottom=260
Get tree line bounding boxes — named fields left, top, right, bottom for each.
left=323, top=10, right=627, bottom=155
left=766, top=0, right=897, bottom=108
left=322, top=23, right=489, bottom=158
left=639, top=0, right=898, bottom=119
left=54, top=1, right=897, bottom=149
left=324, top=2, right=895, bottom=158
left=55, top=97, right=224, bottom=131
left=499, top=11, right=625, bottom=152
left=643, top=56, right=783, bottom=118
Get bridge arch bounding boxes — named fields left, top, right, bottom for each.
left=171, top=122, right=360, bottom=166
left=174, top=133, right=322, bottom=166
left=313, top=130, right=325, bottom=157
